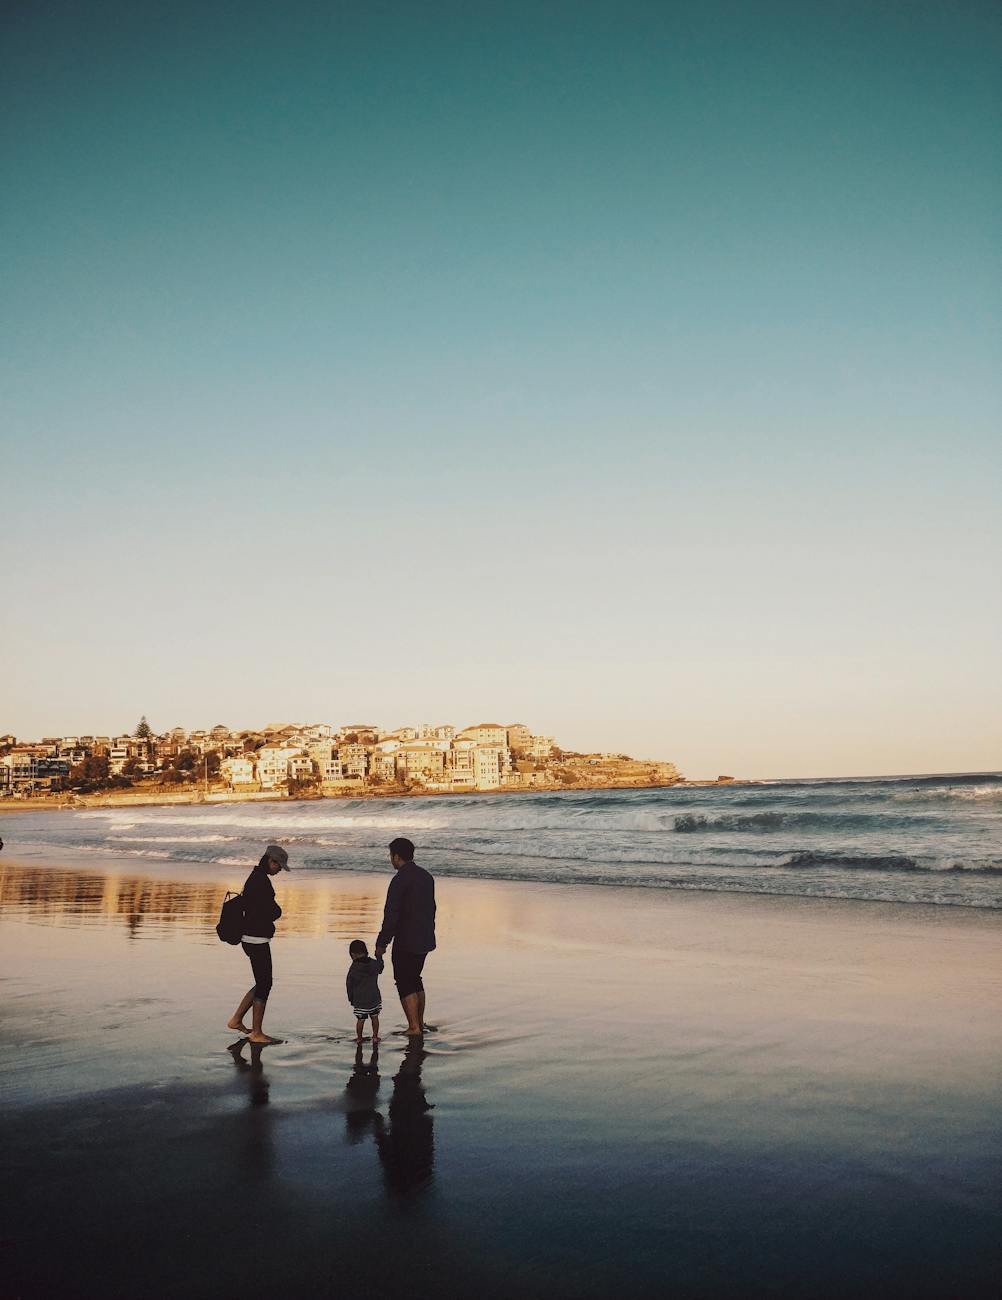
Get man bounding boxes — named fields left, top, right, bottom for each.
left=375, top=837, right=436, bottom=1037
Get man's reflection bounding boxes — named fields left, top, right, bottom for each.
left=344, top=1043, right=383, bottom=1142
left=376, top=1039, right=434, bottom=1199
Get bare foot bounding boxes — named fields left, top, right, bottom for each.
left=227, top=1019, right=251, bottom=1034
left=405, top=1028, right=424, bottom=1037
left=247, top=1032, right=282, bottom=1044
left=372, top=1035, right=380, bottom=1043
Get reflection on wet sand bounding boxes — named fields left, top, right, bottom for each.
left=342, top=1039, right=435, bottom=1200
left=344, top=1043, right=382, bottom=1142
left=229, top=1038, right=272, bottom=1106
left=377, top=1040, right=435, bottom=1200
left=0, top=860, right=382, bottom=937
left=226, top=1039, right=277, bottom=1185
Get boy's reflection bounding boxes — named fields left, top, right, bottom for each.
left=344, top=1043, right=383, bottom=1142
left=376, top=1039, right=434, bottom=1199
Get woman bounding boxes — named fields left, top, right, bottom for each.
left=227, top=844, right=289, bottom=1043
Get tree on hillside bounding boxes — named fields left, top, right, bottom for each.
left=135, top=716, right=153, bottom=739
left=69, top=754, right=110, bottom=792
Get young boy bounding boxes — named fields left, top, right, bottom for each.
left=346, top=940, right=383, bottom=1043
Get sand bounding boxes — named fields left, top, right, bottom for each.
left=1, top=856, right=1000, bottom=1299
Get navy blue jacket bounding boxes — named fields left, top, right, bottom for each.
left=376, top=860, right=436, bottom=954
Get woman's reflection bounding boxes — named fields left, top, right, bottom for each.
left=227, top=1038, right=276, bottom=1182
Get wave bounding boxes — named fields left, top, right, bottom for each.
left=780, top=850, right=1002, bottom=875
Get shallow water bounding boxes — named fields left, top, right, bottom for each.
left=4, top=771, right=1002, bottom=907
left=1, top=860, right=1000, bottom=1298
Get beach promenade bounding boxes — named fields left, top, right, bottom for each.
left=2, top=855, right=999, bottom=1298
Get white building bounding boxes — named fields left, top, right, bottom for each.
left=338, top=743, right=369, bottom=779
left=506, top=723, right=532, bottom=753
left=287, top=754, right=314, bottom=783
left=221, top=756, right=256, bottom=788
left=458, top=723, right=507, bottom=748
left=370, top=751, right=398, bottom=782
left=473, top=745, right=505, bottom=790
left=257, top=746, right=301, bottom=789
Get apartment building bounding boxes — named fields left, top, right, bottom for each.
left=472, top=745, right=505, bottom=790
left=257, top=746, right=301, bottom=789
left=0, top=753, right=71, bottom=792
left=338, top=744, right=369, bottom=779
left=506, top=724, right=532, bottom=753
left=399, top=745, right=447, bottom=781
left=458, top=723, right=507, bottom=747
left=370, top=751, right=398, bottom=782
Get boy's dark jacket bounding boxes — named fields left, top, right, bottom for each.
left=346, top=955, right=384, bottom=1008
left=242, top=865, right=282, bottom=939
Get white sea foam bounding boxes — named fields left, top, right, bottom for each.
left=108, top=834, right=238, bottom=844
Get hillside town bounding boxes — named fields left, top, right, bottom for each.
left=0, top=719, right=682, bottom=802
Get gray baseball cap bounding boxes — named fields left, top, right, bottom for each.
left=265, top=844, right=290, bottom=870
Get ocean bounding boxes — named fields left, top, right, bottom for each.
left=6, top=770, right=1002, bottom=909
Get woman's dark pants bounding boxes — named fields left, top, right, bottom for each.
left=241, top=942, right=273, bottom=1003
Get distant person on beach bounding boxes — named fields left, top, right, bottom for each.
left=346, top=939, right=384, bottom=1043
left=227, top=844, right=289, bottom=1044
left=375, top=838, right=436, bottom=1038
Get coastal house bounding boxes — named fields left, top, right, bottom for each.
left=221, top=756, right=256, bottom=788
left=287, top=754, right=313, bottom=783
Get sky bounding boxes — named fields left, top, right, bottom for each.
left=1, top=0, right=1000, bottom=778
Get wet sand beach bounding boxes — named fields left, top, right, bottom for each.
left=1, top=856, right=1000, bottom=1299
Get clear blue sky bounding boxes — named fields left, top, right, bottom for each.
left=2, top=1, right=1000, bottom=777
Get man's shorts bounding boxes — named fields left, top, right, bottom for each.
left=353, top=1004, right=382, bottom=1021
left=391, top=949, right=427, bottom=998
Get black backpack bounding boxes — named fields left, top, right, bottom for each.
left=216, top=891, right=244, bottom=945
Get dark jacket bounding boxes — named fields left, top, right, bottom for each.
left=346, top=955, right=384, bottom=1008
left=376, top=860, right=436, bottom=954
left=242, top=866, right=282, bottom=939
